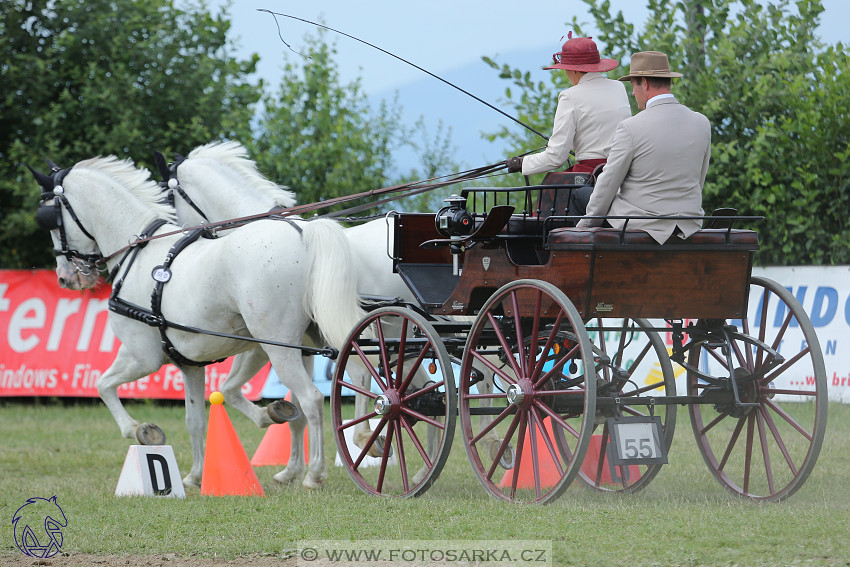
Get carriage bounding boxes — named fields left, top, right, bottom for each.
left=329, top=173, right=828, bottom=504
left=32, top=152, right=827, bottom=504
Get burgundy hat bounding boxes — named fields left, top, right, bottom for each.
left=544, top=32, right=619, bottom=73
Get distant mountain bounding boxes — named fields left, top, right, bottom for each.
left=370, top=48, right=552, bottom=175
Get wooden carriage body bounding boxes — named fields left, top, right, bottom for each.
left=392, top=207, right=758, bottom=321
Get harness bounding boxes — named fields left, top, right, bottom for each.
left=107, top=220, right=336, bottom=365
left=35, top=168, right=102, bottom=267
left=34, top=167, right=336, bottom=365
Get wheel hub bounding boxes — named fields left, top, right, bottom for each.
left=374, top=390, right=402, bottom=418
left=506, top=380, right=534, bottom=410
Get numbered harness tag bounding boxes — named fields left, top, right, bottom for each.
left=607, top=415, right=668, bottom=466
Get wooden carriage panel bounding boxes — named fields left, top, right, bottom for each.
left=435, top=244, right=592, bottom=316
left=586, top=250, right=753, bottom=319
left=393, top=213, right=453, bottom=266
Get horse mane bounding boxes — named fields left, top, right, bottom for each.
left=187, top=141, right=296, bottom=207
left=74, top=156, right=177, bottom=223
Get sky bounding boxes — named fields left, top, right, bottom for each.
left=213, top=0, right=847, bottom=96
left=200, top=0, right=848, bottom=170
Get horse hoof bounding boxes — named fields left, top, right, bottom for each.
left=354, top=430, right=393, bottom=458
left=302, top=475, right=324, bottom=490
left=136, top=423, right=166, bottom=445
left=499, top=444, right=516, bottom=470
left=272, top=469, right=299, bottom=485
left=487, top=438, right=515, bottom=470
left=267, top=399, right=301, bottom=423
left=183, top=475, right=201, bottom=488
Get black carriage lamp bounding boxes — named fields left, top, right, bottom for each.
left=435, top=194, right=474, bottom=276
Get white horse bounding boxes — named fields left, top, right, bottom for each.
left=31, top=156, right=367, bottom=489
left=161, top=140, right=514, bottom=469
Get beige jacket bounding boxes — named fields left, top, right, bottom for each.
left=521, top=73, right=631, bottom=175
left=577, top=97, right=711, bottom=243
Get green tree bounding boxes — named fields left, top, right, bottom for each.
left=486, top=0, right=850, bottom=265
left=250, top=31, right=464, bottom=217
left=1, top=0, right=262, bottom=268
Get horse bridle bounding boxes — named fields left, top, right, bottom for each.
left=34, top=167, right=103, bottom=272
left=152, top=151, right=210, bottom=223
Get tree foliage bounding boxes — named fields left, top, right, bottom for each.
left=0, top=0, right=262, bottom=268
left=486, top=0, right=849, bottom=265
left=249, top=31, right=461, bottom=217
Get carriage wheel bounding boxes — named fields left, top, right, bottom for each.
left=572, top=317, right=676, bottom=493
left=332, top=306, right=456, bottom=498
left=459, top=279, right=595, bottom=504
left=688, top=276, right=828, bottom=501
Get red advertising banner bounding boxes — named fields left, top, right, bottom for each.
left=1, top=270, right=267, bottom=399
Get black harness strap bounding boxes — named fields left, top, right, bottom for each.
left=149, top=229, right=225, bottom=367
left=108, top=222, right=337, bottom=366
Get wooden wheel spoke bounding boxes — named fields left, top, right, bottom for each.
left=509, top=412, right=530, bottom=499
left=763, top=397, right=814, bottom=441
left=338, top=379, right=379, bottom=399
left=470, top=404, right=514, bottom=446
left=353, top=418, right=388, bottom=470
left=531, top=407, right=564, bottom=476
left=375, top=319, right=393, bottom=388
left=530, top=311, right=565, bottom=379
left=717, top=415, right=747, bottom=471
left=397, top=341, right=433, bottom=395
left=338, top=411, right=379, bottom=431
left=760, top=406, right=799, bottom=475
left=395, top=318, right=409, bottom=389
left=486, top=412, right=522, bottom=482
left=353, top=341, right=388, bottom=391
left=390, top=420, right=410, bottom=492
left=375, top=420, right=396, bottom=493
left=470, top=348, right=518, bottom=386
left=399, top=414, right=432, bottom=469
left=487, top=311, right=524, bottom=379
left=756, top=409, right=775, bottom=495
left=743, top=413, right=756, bottom=494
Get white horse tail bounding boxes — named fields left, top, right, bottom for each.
left=301, top=219, right=368, bottom=350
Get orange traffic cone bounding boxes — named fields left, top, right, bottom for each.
left=250, top=393, right=308, bottom=466
left=499, top=418, right=561, bottom=490
left=201, top=392, right=264, bottom=496
left=580, top=434, right=642, bottom=486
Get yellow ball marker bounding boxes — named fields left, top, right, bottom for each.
left=209, top=391, right=224, bottom=405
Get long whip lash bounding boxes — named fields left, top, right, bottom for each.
left=258, top=9, right=549, bottom=141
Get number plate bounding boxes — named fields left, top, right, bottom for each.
left=607, top=416, right=668, bottom=465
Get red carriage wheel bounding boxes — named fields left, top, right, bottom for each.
left=332, top=307, right=456, bottom=498
left=688, top=276, right=828, bottom=501
left=458, top=279, right=595, bottom=504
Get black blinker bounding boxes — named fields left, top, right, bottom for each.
left=35, top=203, right=61, bottom=230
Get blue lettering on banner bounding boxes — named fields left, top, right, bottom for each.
left=826, top=340, right=837, bottom=356
left=810, top=287, right=838, bottom=327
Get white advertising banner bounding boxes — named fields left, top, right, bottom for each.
left=753, top=266, right=850, bottom=402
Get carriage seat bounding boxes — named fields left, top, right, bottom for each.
left=546, top=227, right=759, bottom=250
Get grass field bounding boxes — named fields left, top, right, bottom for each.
left=1, top=397, right=848, bottom=566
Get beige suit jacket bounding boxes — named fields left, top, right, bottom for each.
left=577, top=97, right=711, bottom=243
left=522, top=73, right=631, bottom=175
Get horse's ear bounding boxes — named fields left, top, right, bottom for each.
left=153, top=150, right=170, bottom=182
left=27, top=163, right=55, bottom=192
left=45, top=158, right=62, bottom=172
